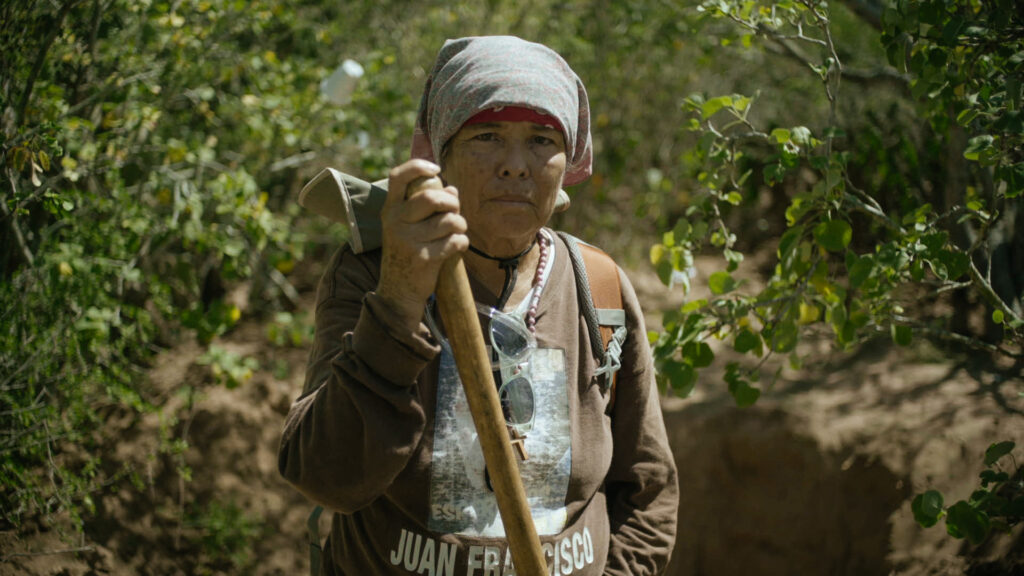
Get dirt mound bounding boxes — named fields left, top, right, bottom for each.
left=662, top=338, right=1024, bottom=576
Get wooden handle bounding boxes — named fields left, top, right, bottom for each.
left=410, top=177, right=548, bottom=575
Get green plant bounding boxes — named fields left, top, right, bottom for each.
left=266, top=311, right=313, bottom=348
left=196, top=345, right=258, bottom=390
left=0, top=0, right=363, bottom=530
left=913, top=441, right=1024, bottom=544
left=650, top=0, right=1022, bottom=399
left=185, top=499, right=265, bottom=573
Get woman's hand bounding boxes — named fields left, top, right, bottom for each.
left=376, top=159, right=468, bottom=331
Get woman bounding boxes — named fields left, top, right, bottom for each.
left=279, top=36, right=678, bottom=575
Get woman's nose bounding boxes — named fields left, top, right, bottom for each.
left=498, top=143, right=530, bottom=179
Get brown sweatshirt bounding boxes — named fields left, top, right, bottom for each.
left=279, top=231, right=678, bottom=575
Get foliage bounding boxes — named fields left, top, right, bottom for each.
left=196, top=345, right=258, bottom=389
left=185, top=499, right=265, bottom=573
left=266, top=311, right=314, bottom=348
left=0, top=0, right=764, bottom=536
left=912, top=441, right=1023, bottom=544
left=649, top=0, right=1022, bottom=400
left=644, top=0, right=1023, bottom=547
left=0, top=0, right=367, bottom=531
left=2, top=0, right=1020, bottom=564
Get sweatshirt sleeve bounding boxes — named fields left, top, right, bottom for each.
left=277, top=245, right=440, bottom=513
left=603, top=268, right=679, bottom=575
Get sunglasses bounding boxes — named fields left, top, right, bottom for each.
left=478, top=304, right=537, bottom=436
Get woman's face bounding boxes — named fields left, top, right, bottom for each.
left=442, top=121, right=567, bottom=256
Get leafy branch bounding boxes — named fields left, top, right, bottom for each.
left=913, top=442, right=1024, bottom=544
left=654, top=0, right=1023, bottom=412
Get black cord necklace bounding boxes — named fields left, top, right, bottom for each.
left=468, top=236, right=537, bottom=310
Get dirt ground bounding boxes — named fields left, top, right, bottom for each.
left=2, top=260, right=1023, bottom=575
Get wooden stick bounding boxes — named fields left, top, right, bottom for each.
left=410, top=177, right=547, bottom=575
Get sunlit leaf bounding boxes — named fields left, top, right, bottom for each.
left=650, top=244, right=666, bottom=265
left=701, top=95, right=733, bottom=118
left=708, top=271, right=736, bottom=295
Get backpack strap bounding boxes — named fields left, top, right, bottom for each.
left=557, top=232, right=627, bottom=407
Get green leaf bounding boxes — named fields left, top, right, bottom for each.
left=983, top=441, right=1015, bottom=466
left=992, top=310, right=1005, bottom=325
left=912, top=490, right=945, bottom=528
left=764, top=162, right=787, bottom=184
left=660, top=359, right=697, bottom=398
left=680, top=299, right=707, bottom=313
left=945, top=501, right=990, bottom=545
left=683, top=341, right=715, bottom=368
left=778, top=226, right=804, bottom=260
left=656, top=259, right=673, bottom=286
left=661, top=230, right=675, bottom=248
left=956, top=108, right=979, bottom=127
left=708, top=271, right=737, bottom=295
left=813, top=220, right=852, bottom=252
left=979, top=470, right=1009, bottom=487
left=771, top=128, right=791, bottom=143
left=701, top=95, right=733, bottom=118
left=964, top=135, right=994, bottom=161
left=672, top=218, right=692, bottom=241
left=891, top=324, right=913, bottom=346
left=734, top=328, right=763, bottom=356
left=768, top=320, right=799, bottom=353
left=941, top=250, right=970, bottom=280
left=848, top=255, right=874, bottom=290
left=650, top=244, right=666, bottom=265
left=728, top=379, right=760, bottom=407
left=790, top=126, right=812, bottom=146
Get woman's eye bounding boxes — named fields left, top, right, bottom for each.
left=531, top=135, right=556, bottom=146
left=472, top=132, right=499, bottom=142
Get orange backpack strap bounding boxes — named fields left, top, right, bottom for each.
left=557, top=232, right=627, bottom=407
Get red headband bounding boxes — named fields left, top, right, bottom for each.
left=462, top=106, right=564, bottom=134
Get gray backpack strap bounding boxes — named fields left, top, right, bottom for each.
left=558, top=232, right=606, bottom=366
left=556, top=232, right=627, bottom=396
left=308, top=505, right=324, bottom=576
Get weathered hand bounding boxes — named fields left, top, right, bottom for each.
left=376, top=159, right=468, bottom=330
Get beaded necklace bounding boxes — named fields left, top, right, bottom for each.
left=468, top=230, right=550, bottom=331
left=525, top=231, right=550, bottom=333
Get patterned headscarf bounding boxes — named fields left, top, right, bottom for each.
left=410, top=36, right=593, bottom=186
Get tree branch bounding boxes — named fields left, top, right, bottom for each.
left=969, top=259, right=1024, bottom=329
left=2, top=171, right=36, bottom=269
left=890, top=315, right=1022, bottom=358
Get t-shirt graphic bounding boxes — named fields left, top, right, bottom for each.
left=428, top=345, right=570, bottom=537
